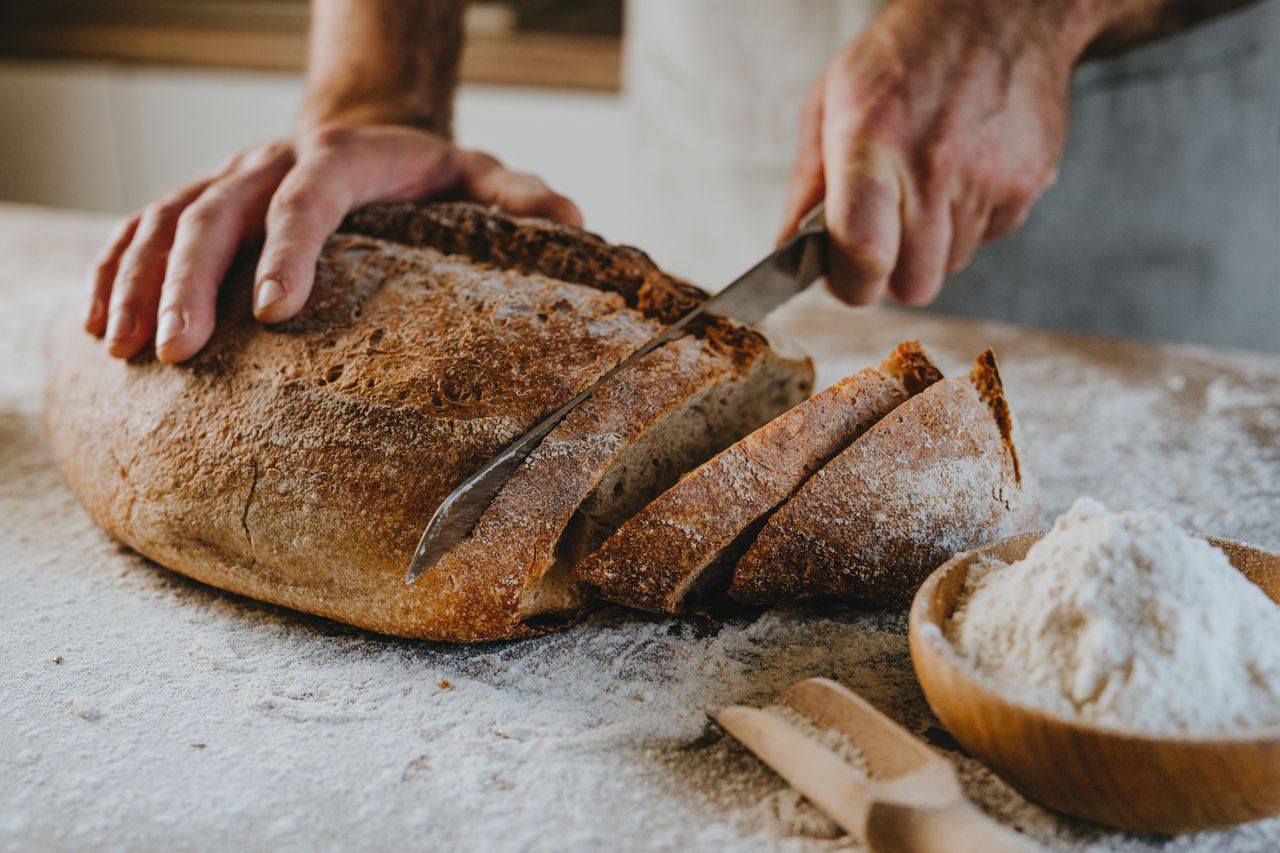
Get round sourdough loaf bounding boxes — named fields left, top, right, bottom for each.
left=44, top=203, right=813, bottom=642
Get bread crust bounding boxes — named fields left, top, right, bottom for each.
left=44, top=203, right=812, bottom=642
left=729, top=349, right=1040, bottom=608
left=575, top=342, right=942, bottom=613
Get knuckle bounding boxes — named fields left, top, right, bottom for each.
left=843, top=88, right=905, bottom=140
left=236, top=140, right=295, bottom=173
left=255, top=139, right=294, bottom=164
left=110, top=292, right=147, bottom=315
left=919, top=142, right=957, bottom=199
left=1005, top=180, right=1039, bottom=211
left=177, top=198, right=227, bottom=231
left=307, top=124, right=359, bottom=153
left=140, top=199, right=187, bottom=232
left=92, top=253, right=118, bottom=279
left=917, top=113, right=964, bottom=196
left=269, top=185, right=315, bottom=219
left=1008, top=205, right=1033, bottom=230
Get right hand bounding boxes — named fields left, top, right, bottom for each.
left=84, top=124, right=582, bottom=363
left=777, top=0, right=1086, bottom=307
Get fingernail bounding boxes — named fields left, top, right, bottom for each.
left=106, top=310, right=136, bottom=344
left=156, top=308, right=188, bottom=349
left=255, top=278, right=286, bottom=314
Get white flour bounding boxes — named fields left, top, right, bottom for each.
left=946, top=498, right=1280, bottom=734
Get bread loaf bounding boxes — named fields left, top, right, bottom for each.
left=44, top=203, right=813, bottom=642
left=575, top=341, right=943, bottom=613
left=729, top=350, right=1040, bottom=607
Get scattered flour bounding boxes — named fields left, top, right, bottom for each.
left=946, top=498, right=1280, bottom=734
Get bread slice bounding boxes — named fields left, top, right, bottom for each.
left=729, top=349, right=1040, bottom=608
left=574, top=342, right=943, bottom=613
left=44, top=203, right=813, bottom=642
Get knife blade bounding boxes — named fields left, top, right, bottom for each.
left=405, top=203, right=828, bottom=584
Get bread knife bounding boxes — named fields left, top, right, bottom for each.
left=405, top=204, right=828, bottom=584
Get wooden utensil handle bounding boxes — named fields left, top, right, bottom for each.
left=867, top=800, right=1043, bottom=853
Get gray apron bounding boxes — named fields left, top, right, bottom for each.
left=624, top=1, right=1280, bottom=352
left=928, top=1, right=1280, bottom=352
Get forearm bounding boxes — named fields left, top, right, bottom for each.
left=298, top=0, right=464, bottom=137
left=1083, top=0, right=1263, bottom=56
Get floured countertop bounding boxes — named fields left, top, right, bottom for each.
left=3, top=204, right=1279, bottom=852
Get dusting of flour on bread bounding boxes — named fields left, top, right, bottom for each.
left=946, top=498, right=1280, bottom=734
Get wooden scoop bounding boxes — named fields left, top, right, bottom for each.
left=717, top=678, right=1041, bottom=853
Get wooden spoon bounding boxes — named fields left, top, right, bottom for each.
left=717, top=677, right=1041, bottom=852
left=910, top=533, right=1280, bottom=834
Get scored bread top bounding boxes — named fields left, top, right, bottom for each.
left=729, top=349, right=1040, bottom=608
left=575, top=341, right=943, bottom=613
left=44, top=202, right=813, bottom=642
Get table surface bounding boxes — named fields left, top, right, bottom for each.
left=3, top=203, right=1279, bottom=853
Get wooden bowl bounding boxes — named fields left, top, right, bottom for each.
left=909, top=532, right=1280, bottom=834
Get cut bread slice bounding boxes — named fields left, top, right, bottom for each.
left=427, top=330, right=811, bottom=638
left=575, top=341, right=943, bottom=613
left=44, top=202, right=813, bottom=643
left=729, top=349, right=1040, bottom=608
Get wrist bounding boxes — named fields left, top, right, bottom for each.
left=1048, top=0, right=1117, bottom=65
left=297, top=82, right=450, bottom=137
left=296, top=98, right=445, bottom=136
left=885, top=0, right=1108, bottom=78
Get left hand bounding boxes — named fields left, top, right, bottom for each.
left=779, top=0, right=1095, bottom=305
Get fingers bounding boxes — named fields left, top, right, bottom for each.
left=946, top=194, right=990, bottom=274
left=985, top=199, right=1034, bottom=243
left=821, top=133, right=903, bottom=306
left=252, top=126, right=494, bottom=325
left=985, top=163, right=1054, bottom=242
left=155, top=145, right=295, bottom=363
left=84, top=215, right=139, bottom=336
left=457, top=150, right=583, bottom=227
left=250, top=127, right=397, bottom=324
left=252, top=157, right=353, bottom=324
left=887, top=186, right=952, bottom=306
left=105, top=179, right=213, bottom=359
left=777, top=76, right=827, bottom=245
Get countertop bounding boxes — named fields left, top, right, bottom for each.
left=2, top=203, right=1279, bottom=852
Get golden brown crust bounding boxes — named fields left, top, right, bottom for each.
left=729, top=349, right=1040, bottom=608
left=44, top=202, right=812, bottom=642
left=339, top=202, right=708, bottom=323
left=575, top=341, right=942, bottom=614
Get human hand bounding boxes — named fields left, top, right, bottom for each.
left=780, top=0, right=1095, bottom=305
left=84, top=124, right=582, bottom=363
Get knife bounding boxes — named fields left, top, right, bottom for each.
left=405, top=203, right=828, bottom=584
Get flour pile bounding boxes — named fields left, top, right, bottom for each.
left=946, top=498, right=1280, bottom=734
